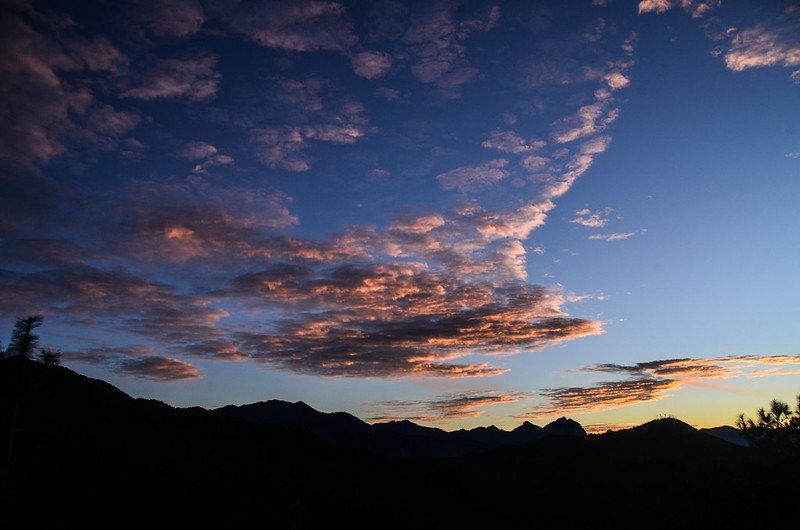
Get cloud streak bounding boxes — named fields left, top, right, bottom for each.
left=529, top=354, right=800, bottom=417
left=366, top=390, right=527, bottom=423
left=122, top=56, right=221, bottom=101
left=64, top=345, right=202, bottom=381
left=223, top=0, right=357, bottom=52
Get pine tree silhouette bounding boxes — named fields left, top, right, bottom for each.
left=7, top=315, right=44, bottom=359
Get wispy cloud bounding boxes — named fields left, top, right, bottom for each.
left=122, top=56, right=221, bottom=101
left=724, top=25, right=800, bottom=74
left=436, top=159, right=510, bottom=192
left=641, top=1, right=799, bottom=83
left=638, top=0, right=720, bottom=18
left=64, top=345, right=202, bottom=381
left=118, top=356, right=202, bottom=381
left=0, top=7, right=134, bottom=168
left=528, top=354, right=800, bottom=417
left=180, top=141, right=234, bottom=173
left=482, top=130, right=546, bottom=154
left=402, top=3, right=499, bottom=94
left=249, top=78, right=372, bottom=171
left=223, top=0, right=357, bottom=52
left=588, top=231, right=636, bottom=241
left=351, top=50, right=392, bottom=79
left=570, top=207, right=613, bottom=228
left=131, top=0, right=206, bottom=38
left=366, top=390, right=528, bottom=423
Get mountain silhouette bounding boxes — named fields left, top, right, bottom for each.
left=1, top=358, right=796, bottom=529
left=213, top=396, right=588, bottom=456
left=701, top=425, right=749, bottom=446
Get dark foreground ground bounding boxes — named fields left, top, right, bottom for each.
left=1, top=357, right=796, bottom=529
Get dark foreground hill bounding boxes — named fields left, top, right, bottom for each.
left=1, top=358, right=796, bottom=529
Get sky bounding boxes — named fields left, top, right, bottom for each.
left=1, top=0, right=799, bottom=432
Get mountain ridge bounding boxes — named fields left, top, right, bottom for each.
left=2, top=357, right=786, bottom=529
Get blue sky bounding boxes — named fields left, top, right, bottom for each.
left=1, top=0, right=798, bottom=431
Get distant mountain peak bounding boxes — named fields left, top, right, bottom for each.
left=543, top=417, right=587, bottom=436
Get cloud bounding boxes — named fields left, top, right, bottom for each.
left=249, top=79, right=372, bottom=171
left=551, top=102, right=619, bottom=144
left=588, top=231, right=636, bottom=241
left=221, top=267, right=603, bottom=377
left=638, top=0, right=674, bottom=14
left=482, top=130, right=547, bottom=154
left=86, top=105, right=141, bottom=137
left=604, top=71, right=630, bottom=90
left=224, top=0, right=357, bottom=52
left=402, top=3, right=498, bottom=92
left=724, top=25, right=800, bottom=73
left=638, top=0, right=720, bottom=17
left=570, top=207, right=612, bottom=228
left=0, top=8, right=133, bottom=167
left=437, top=159, right=510, bottom=192
left=475, top=200, right=553, bottom=241
left=521, top=156, right=549, bottom=171
left=786, top=151, right=800, bottom=159
left=122, top=56, right=221, bottom=101
left=192, top=155, right=234, bottom=174
left=351, top=51, right=392, bottom=79
left=530, top=354, right=800, bottom=416
left=366, top=391, right=527, bottom=423
left=0, top=265, right=228, bottom=345
left=583, top=422, right=637, bottom=434
left=181, top=142, right=234, bottom=173
left=65, top=345, right=202, bottom=381
left=375, top=86, right=402, bottom=100
left=538, top=378, right=681, bottom=416
left=180, top=141, right=218, bottom=160
left=116, top=180, right=299, bottom=262
left=118, top=356, right=202, bottom=381
left=130, top=0, right=206, bottom=38
left=389, top=214, right=445, bottom=234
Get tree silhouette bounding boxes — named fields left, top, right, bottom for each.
left=36, top=347, right=61, bottom=366
left=737, top=395, right=800, bottom=456
left=7, top=315, right=44, bottom=359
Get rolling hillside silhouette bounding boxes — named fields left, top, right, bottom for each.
left=1, top=358, right=796, bottom=529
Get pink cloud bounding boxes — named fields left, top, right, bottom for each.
left=724, top=26, right=800, bottom=73
left=225, top=0, right=357, bottom=52
left=131, top=0, right=206, bottom=38
left=402, top=3, right=498, bottom=93
left=180, top=141, right=218, bottom=160
left=482, top=130, right=546, bottom=154
left=122, top=56, right=221, bottom=101
left=351, top=50, right=392, bottom=79
left=437, top=159, right=510, bottom=192
left=0, top=9, right=135, bottom=167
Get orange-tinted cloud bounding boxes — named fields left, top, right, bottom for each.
left=528, top=354, right=800, bottom=417
left=226, top=274, right=602, bottom=377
